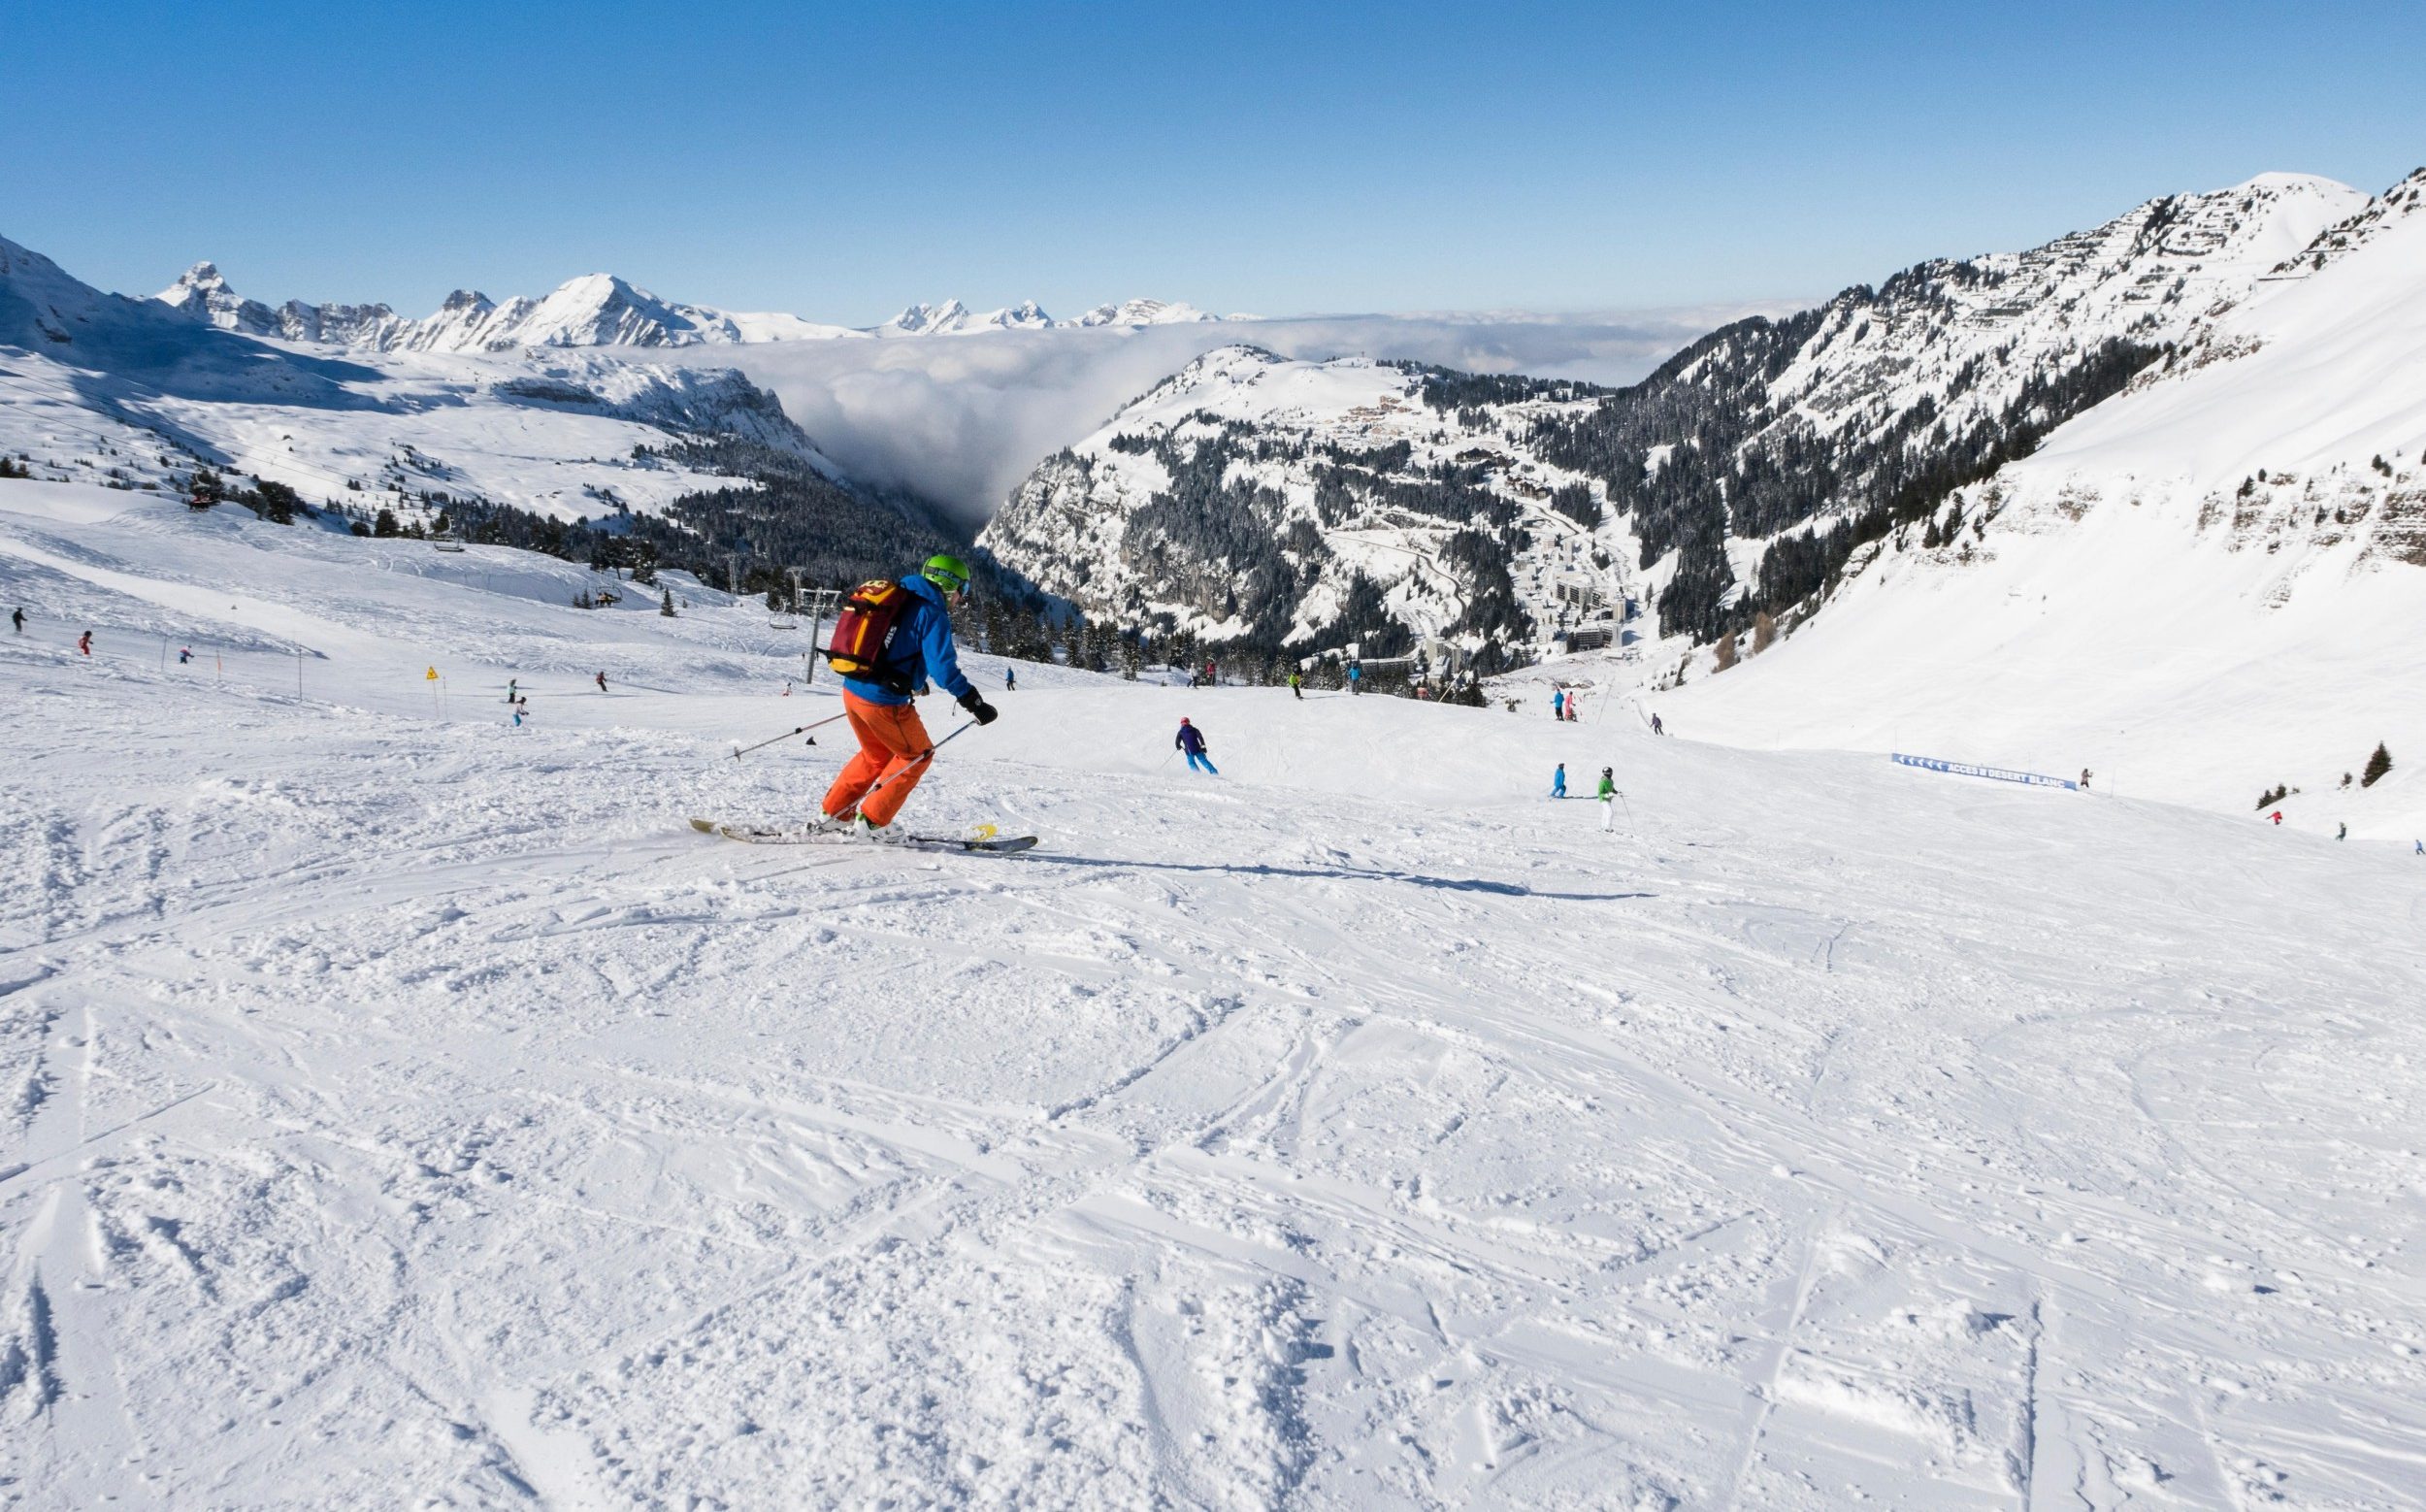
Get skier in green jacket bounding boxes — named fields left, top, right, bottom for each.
left=1597, top=768, right=1618, bottom=832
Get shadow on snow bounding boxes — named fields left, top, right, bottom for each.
left=1017, top=850, right=1653, bottom=903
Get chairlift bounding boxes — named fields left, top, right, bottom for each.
left=431, top=534, right=466, bottom=553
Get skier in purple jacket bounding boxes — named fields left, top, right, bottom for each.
left=1176, top=717, right=1218, bottom=774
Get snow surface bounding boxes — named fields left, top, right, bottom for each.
left=6, top=477, right=2424, bottom=1506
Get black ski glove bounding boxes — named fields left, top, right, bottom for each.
left=959, top=689, right=1000, bottom=726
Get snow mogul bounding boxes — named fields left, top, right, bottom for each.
left=818, top=554, right=999, bottom=838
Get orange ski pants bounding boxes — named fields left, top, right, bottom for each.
left=822, top=691, right=934, bottom=827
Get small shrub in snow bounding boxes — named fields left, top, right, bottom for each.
left=2256, top=783, right=2288, bottom=810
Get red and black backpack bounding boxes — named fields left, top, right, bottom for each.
left=821, top=579, right=917, bottom=693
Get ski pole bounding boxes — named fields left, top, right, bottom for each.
left=828, top=720, right=977, bottom=825
left=734, top=709, right=851, bottom=760
left=1618, top=791, right=1636, bottom=832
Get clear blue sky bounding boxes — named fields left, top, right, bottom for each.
left=6, top=0, right=2421, bottom=324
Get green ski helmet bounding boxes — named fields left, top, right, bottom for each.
left=922, top=552, right=972, bottom=597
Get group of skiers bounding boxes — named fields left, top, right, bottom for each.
left=1550, top=688, right=1584, bottom=721
left=1550, top=763, right=1624, bottom=831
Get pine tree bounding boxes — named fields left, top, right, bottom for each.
left=2362, top=743, right=2393, bottom=788
left=660, top=588, right=676, bottom=618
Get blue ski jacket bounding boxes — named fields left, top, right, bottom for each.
left=1176, top=723, right=1207, bottom=755
left=842, top=574, right=975, bottom=707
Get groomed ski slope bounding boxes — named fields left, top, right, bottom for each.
left=3, top=481, right=2423, bottom=1509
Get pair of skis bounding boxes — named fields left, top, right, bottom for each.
left=705, top=718, right=1038, bottom=852
left=688, top=816, right=1037, bottom=854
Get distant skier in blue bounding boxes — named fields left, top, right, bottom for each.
left=1552, top=689, right=1565, bottom=720
left=1176, top=717, right=1218, bottom=774
left=1552, top=763, right=1566, bottom=799
left=1004, top=666, right=1016, bottom=692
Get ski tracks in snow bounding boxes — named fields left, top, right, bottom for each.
left=2, top=625, right=2424, bottom=1504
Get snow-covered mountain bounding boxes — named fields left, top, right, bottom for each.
left=983, top=173, right=2377, bottom=659
left=155, top=261, right=417, bottom=347
left=1669, top=166, right=2426, bottom=837
left=156, top=263, right=861, bottom=352
left=1068, top=297, right=1225, bottom=327
left=873, top=296, right=1234, bottom=336
left=874, top=298, right=1055, bottom=336
left=5, top=231, right=954, bottom=583
left=980, top=346, right=1617, bottom=663
left=155, top=261, right=1234, bottom=352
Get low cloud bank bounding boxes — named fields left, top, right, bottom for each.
left=647, top=305, right=1801, bottom=529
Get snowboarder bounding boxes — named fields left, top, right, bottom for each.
left=1004, top=666, right=1016, bottom=692
left=1566, top=692, right=1583, bottom=723
left=2080, top=768, right=2092, bottom=791
left=1348, top=662, right=1362, bottom=695
left=819, top=554, right=998, bottom=837
left=1552, top=689, right=1565, bottom=720
left=511, top=705, right=525, bottom=728
left=595, top=672, right=607, bottom=693
left=1552, top=763, right=1566, bottom=799
left=2269, top=810, right=2283, bottom=825
left=1598, top=768, right=1618, bottom=832
left=1288, top=671, right=1302, bottom=700
left=1651, top=712, right=1664, bottom=737
left=10, top=608, right=21, bottom=634
left=178, top=646, right=192, bottom=665
left=1176, top=717, right=1218, bottom=774
left=2338, top=822, right=2347, bottom=840
left=77, top=630, right=91, bottom=656
left=506, top=677, right=518, bottom=704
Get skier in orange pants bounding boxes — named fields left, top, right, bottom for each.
left=827, top=695, right=939, bottom=828
left=818, top=554, right=998, bottom=836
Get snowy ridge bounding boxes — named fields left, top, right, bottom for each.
left=877, top=296, right=1231, bottom=335
left=1748, top=173, right=2362, bottom=450
left=874, top=298, right=1054, bottom=336
left=157, top=263, right=863, bottom=352
left=2258, top=165, right=2426, bottom=281
left=3, top=474, right=2421, bottom=1506
left=1068, top=297, right=1226, bottom=327
left=154, top=261, right=1234, bottom=351
left=1668, top=176, right=2426, bottom=838
left=4, top=233, right=862, bottom=523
